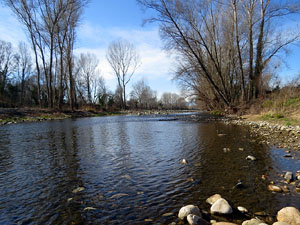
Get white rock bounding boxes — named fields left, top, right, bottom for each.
left=214, top=223, right=238, bottom=225
left=242, top=218, right=263, bottom=225
left=284, top=172, right=293, bottom=183
left=178, top=205, right=201, bottom=220
left=246, top=155, right=256, bottom=161
left=277, top=207, right=300, bottom=225
left=187, top=214, right=200, bottom=225
left=273, top=222, right=291, bottom=225
left=206, top=194, right=222, bottom=205
left=237, top=206, right=248, bottom=213
left=210, top=198, right=232, bottom=214
left=181, top=159, right=188, bottom=165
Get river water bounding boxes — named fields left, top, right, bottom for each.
left=0, top=113, right=300, bottom=225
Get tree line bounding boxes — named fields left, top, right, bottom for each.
left=138, top=0, right=300, bottom=111
left=0, top=38, right=188, bottom=110
left=0, top=0, right=188, bottom=111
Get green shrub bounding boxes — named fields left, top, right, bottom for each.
left=284, top=97, right=300, bottom=107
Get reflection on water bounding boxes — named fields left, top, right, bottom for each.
left=0, top=114, right=300, bottom=224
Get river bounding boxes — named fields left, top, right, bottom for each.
left=0, top=113, right=299, bottom=224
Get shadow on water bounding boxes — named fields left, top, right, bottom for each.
left=0, top=114, right=300, bottom=224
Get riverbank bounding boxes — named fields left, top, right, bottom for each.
left=0, top=108, right=122, bottom=125
left=0, top=108, right=197, bottom=125
left=220, top=113, right=300, bottom=151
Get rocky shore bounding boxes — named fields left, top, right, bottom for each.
left=176, top=194, right=300, bottom=225
left=222, top=117, right=300, bottom=151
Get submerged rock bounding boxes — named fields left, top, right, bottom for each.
left=84, top=207, right=96, bottom=211
left=206, top=194, right=222, bottom=205
left=178, top=205, right=201, bottom=220
left=181, top=159, right=188, bottom=165
left=210, top=198, right=232, bottom=214
left=162, top=212, right=174, bottom=217
left=246, top=155, right=257, bottom=161
left=277, top=207, right=300, bottom=225
left=72, top=187, right=85, bottom=193
left=268, top=184, right=282, bottom=192
left=110, top=193, right=129, bottom=198
left=284, top=172, right=293, bottom=183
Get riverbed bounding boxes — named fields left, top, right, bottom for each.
left=0, top=113, right=299, bottom=224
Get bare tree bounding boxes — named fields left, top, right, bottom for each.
left=0, top=40, right=15, bottom=97
left=15, top=42, right=32, bottom=105
left=76, top=53, right=100, bottom=104
left=130, top=79, right=157, bottom=109
left=138, top=0, right=300, bottom=110
left=5, top=0, right=88, bottom=108
left=106, top=39, right=141, bottom=109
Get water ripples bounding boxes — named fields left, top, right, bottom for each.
left=1, top=114, right=300, bottom=224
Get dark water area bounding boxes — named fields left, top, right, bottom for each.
left=0, top=113, right=300, bottom=225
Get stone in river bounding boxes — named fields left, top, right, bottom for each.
left=277, top=207, right=300, bottom=225
left=268, top=184, right=282, bottom=192
left=273, top=222, right=291, bottom=225
left=162, top=212, right=174, bottom=217
left=246, top=155, right=257, bottom=161
left=84, top=207, right=96, bottom=211
left=187, top=214, right=210, bottom=225
left=181, top=159, right=188, bottom=165
left=206, top=194, right=222, bottom=205
left=237, top=206, right=248, bottom=213
left=215, top=223, right=238, bottom=225
left=110, top=193, right=129, bottom=198
left=284, top=172, right=293, bottom=183
left=178, top=205, right=201, bottom=220
left=72, top=187, right=85, bottom=193
left=210, top=198, right=232, bottom=214
left=242, top=218, right=263, bottom=225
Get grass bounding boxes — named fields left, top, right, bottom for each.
left=261, top=113, right=298, bottom=126
left=210, top=110, right=223, bottom=116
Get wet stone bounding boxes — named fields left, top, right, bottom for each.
left=284, top=172, right=293, bottom=183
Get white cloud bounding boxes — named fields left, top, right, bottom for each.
left=0, top=7, right=27, bottom=46
left=75, top=22, right=176, bottom=83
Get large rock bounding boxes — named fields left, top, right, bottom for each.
left=206, top=194, right=222, bottom=205
left=187, top=214, right=209, bottom=225
left=242, top=218, right=263, bottom=225
left=210, top=198, right=232, bottom=214
left=215, top=223, right=238, bottom=225
left=273, top=222, right=291, bottom=225
left=178, top=205, right=201, bottom=220
left=277, top=207, right=300, bottom=225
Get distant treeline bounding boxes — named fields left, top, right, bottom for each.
left=0, top=39, right=189, bottom=110
left=0, top=0, right=189, bottom=111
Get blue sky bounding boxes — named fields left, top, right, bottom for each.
left=0, top=0, right=299, bottom=97
left=0, top=0, right=179, bottom=97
